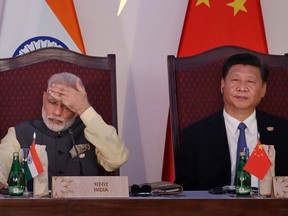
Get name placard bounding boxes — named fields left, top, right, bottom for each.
left=51, top=176, right=129, bottom=198
left=272, top=176, right=288, bottom=198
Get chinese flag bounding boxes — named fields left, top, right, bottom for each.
left=244, top=141, right=272, bottom=179
left=162, top=0, right=268, bottom=182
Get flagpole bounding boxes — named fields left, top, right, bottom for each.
left=22, top=141, right=32, bottom=196
left=23, top=132, right=36, bottom=196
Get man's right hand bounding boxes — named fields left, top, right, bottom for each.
left=48, top=79, right=91, bottom=115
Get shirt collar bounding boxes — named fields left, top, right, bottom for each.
left=223, top=109, right=256, bottom=135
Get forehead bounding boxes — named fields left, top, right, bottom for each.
left=49, top=81, right=76, bottom=88
left=46, top=92, right=59, bottom=101
left=227, top=64, right=261, bottom=77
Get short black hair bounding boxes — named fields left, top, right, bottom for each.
left=222, top=53, right=269, bottom=82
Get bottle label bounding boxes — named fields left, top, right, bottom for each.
left=9, top=187, right=24, bottom=195
left=237, top=187, right=250, bottom=194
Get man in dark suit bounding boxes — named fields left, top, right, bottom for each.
left=174, top=53, right=288, bottom=191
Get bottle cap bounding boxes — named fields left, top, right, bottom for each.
left=239, top=151, right=246, bottom=156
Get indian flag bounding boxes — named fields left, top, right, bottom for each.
left=25, top=140, right=44, bottom=181
left=0, top=0, right=86, bottom=58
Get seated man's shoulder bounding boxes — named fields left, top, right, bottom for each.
left=257, top=110, right=288, bottom=125
left=184, top=110, right=223, bottom=131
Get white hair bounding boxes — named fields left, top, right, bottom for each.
left=47, top=72, right=84, bottom=90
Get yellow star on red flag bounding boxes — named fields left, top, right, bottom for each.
left=196, top=0, right=210, bottom=8
left=227, top=0, right=248, bottom=16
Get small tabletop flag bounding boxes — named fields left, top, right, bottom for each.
left=244, top=140, right=271, bottom=179
left=24, top=133, right=44, bottom=181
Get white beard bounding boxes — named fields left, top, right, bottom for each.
left=42, top=107, right=76, bottom=132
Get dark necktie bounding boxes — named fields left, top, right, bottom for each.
left=235, top=122, right=247, bottom=171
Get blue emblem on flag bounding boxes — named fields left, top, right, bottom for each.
left=13, top=36, right=69, bottom=57
left=27, top=155, right=33, bottom=165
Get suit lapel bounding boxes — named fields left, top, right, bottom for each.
left=256, top=110, right=276, bottom=144
left=206, top=111, right=231, bottom=164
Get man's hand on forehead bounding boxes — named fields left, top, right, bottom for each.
left=48, top=79, right=81, bottom=99
left=48, top=80, right=90, bottom=115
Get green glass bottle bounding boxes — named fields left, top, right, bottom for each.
left=8, top=152, right=24, bottom=196
left=235, top=151, right=251, bottom=195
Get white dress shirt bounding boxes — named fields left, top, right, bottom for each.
left=223, top=109, right=259, bottom=187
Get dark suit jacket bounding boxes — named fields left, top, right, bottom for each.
left=174, top=109, right=288, bottom=190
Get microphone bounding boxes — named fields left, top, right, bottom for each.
left=69, top=128, right=84, bottom=176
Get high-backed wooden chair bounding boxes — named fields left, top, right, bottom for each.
left=0, top=47, right=119, bottom=175
left=168, top=45, right=288, bottom=164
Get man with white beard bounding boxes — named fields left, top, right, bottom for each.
left=0, top=72, right=128, bottom=191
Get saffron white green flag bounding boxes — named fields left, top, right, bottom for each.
left=25, top=140, right=44, bottom=181
left=0, top=0, right=85, bottom=58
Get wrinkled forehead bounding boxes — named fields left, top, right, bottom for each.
left=45, top=91, right=59, bottom=102
left=48, top=81, right=76, bottom=89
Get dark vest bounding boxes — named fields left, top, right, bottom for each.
left=15, top=117, right=101, bottom=190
